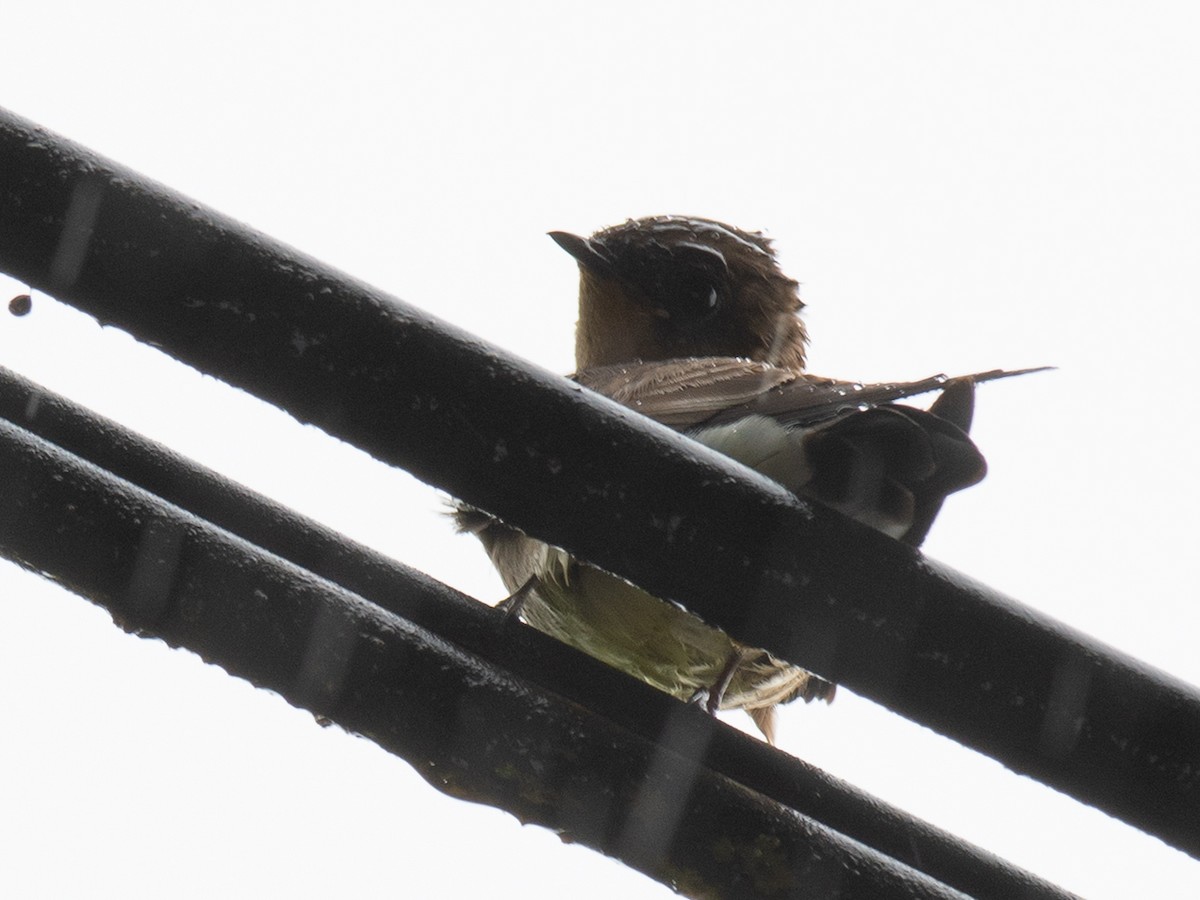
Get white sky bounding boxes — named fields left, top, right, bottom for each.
left=2, top=3, right=1198, bottom=897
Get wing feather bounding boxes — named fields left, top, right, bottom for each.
left=575, top=357, right=1047, bottom=430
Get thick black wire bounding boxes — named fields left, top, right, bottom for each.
left=0, top=364, right=1075, bottom=899
left=1, top=105, right=1198, bottom=859
left=0, top=414, right=982, bottom=900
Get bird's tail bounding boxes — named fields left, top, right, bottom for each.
left=802, top=376, right=988, bottom=547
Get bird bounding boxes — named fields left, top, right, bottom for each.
left=456, top=215, right=1041, bottom=743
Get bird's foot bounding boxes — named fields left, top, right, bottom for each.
left=496, top=574, right=538, bottom=621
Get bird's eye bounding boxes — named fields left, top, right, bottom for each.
left=623, top=240, right=728, bottom=325
left=654, top=245, right=727, bottom=324
left=662, top=270, right=723, bottom=324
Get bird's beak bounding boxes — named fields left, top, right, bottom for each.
left=548, top=231, right=613, bottom=275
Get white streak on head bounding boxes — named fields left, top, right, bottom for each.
left=629, top=215, right=773, bottom=258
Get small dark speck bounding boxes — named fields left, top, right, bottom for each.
left=9, top=294, right=32, bottom=316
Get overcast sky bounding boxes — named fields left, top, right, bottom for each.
left=2, top=3, right=1199, bottom=898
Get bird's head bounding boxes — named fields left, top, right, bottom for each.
left=551, top=215, right=807, bottom=371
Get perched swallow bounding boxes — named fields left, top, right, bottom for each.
left=458, top=215, right=1041, bottom=742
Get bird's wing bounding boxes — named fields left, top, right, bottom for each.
left=575, top=357, right=1048, bottom=547
left=574, top=357, right=799, bottom=429
left=575, top=357, right=1047, bottom=431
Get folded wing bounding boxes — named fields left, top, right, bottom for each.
left=576, top=358, right=1046, bottom=547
